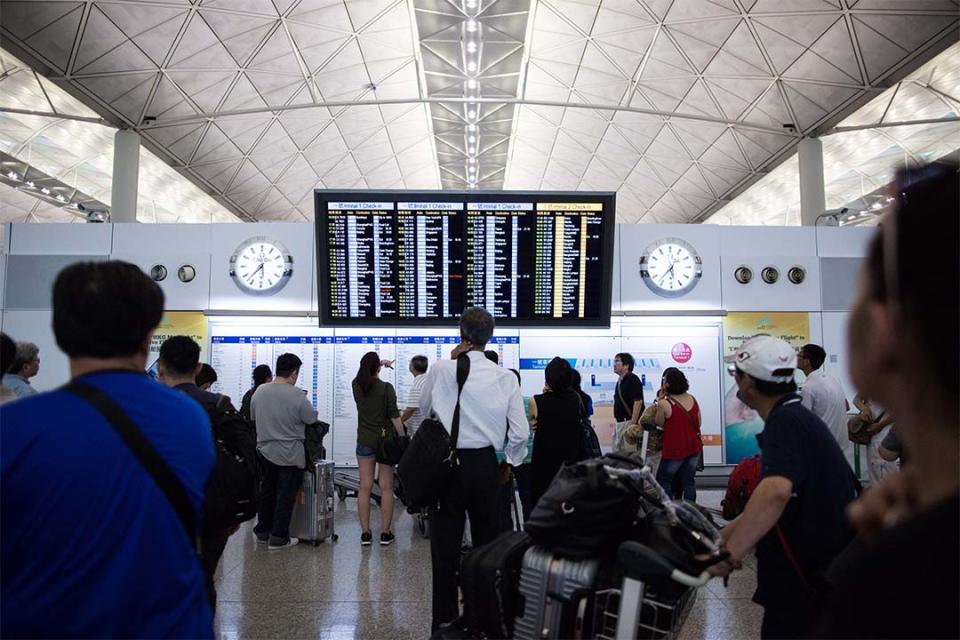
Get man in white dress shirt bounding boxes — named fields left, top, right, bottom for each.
left=798, top=344, right=851, bottom=462
left=418, top=307, right=529, bottom=632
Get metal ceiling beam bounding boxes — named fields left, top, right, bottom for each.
left=138, top=97, right=800, bottom=136
left=824, top=116, right=960, bottom=135
left=0, top=107, right=107, bottom=125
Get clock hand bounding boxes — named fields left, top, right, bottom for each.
left=246, top=263, right=265, bottom=284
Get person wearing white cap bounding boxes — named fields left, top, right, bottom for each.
left=710, top=334, right=858, bottom=640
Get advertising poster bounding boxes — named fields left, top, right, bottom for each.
left=518, top=336, right=622, bottom=449
left=723, top=312, right=810, bottom=464
left=148, top=312, right=208, bottom=379
left=621, top=333, right=723, bottom=464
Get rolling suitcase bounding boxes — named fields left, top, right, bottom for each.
left=460, top=531, right=532, bottom=639
left=291, top=460, right=338, bottom=545
left=512, top=546, right=601, bottom=640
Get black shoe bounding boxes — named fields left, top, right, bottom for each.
left=361, top=531, right=372, bottom=546
left=380, top=531, right=395, bottom=546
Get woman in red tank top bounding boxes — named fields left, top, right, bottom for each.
left=654, top=367, right=703, bottom=501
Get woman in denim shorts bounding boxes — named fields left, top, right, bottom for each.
left=352, top=351, right=404, bottom=546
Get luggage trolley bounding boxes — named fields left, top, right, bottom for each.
left=594, top=465, right=723, bottom=640
left=334, top=470, right=430, bottom=538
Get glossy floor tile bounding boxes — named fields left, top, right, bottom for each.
left=213, top=489, right=763, bottom=639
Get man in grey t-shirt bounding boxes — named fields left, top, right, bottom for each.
left=251, top=353, right=318, bottom=550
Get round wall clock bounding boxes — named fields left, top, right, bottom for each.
left=787, top=266, right=806, bottom=285
left=734, top=265, right=753, bottom=284
left=229, top=236, right=293, bottom=295
left=761, top=266, right=780, bottom=284
left=639, top=237, right=703, bottom=298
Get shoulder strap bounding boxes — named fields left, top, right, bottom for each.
left=775, top=524, right=814, bottom=591
left=64, top=381, right=197, bottom=548
left=667, top=396, right=700, bottom=434
left=615, top=378, right=631, bottom=415
left=448, top=353, right=471, bottom=452
left=215, top=393, right=230, bottom=411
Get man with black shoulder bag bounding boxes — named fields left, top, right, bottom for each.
left=403, top=307, right=529, bottom=632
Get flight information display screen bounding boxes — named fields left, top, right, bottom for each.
left=316, top=191, right=615, bottom=327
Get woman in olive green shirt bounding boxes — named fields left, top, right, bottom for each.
left=352, top=351, right=404, bottom=546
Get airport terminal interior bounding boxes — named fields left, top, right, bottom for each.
left=0, top=1, right=958, bottom=639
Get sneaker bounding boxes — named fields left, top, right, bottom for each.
left=361, top=531, right=373, bottom=546
left=253, top=532, right=269, bottom=544
left=380, top=531, right=395, bottom=546
left=267, top=537, right=299, bottom=550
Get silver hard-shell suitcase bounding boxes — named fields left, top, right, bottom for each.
left=512, top=546, right=600, bottom=639
left=291, top=460, right=338, bottom=545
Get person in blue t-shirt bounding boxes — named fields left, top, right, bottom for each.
left=0, top=261, right=215, bottom=638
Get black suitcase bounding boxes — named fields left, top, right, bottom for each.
left=460, top=530, right=532, bottom=639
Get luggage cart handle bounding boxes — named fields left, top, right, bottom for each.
left=618, top=542, right=721, bottom=588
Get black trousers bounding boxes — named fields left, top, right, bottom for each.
left=253, top=453, right=303, bottom=543
left=200, top=525, right=233, bottom=611
left=761, top=602, right=817, bottom=639
left=429, top=447, right=499, bottom=632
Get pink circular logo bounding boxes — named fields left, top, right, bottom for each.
left=671, top=342, right=692, bottom=364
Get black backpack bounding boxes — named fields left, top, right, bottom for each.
left=202, top=395, right=259, bottom=528
left=525, top=453, right=645, bottom=558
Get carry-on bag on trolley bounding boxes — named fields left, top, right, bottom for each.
left=290, top=459, right=338, bottom=545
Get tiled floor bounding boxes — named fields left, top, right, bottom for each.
left=213, top=489, right=763, bottom=639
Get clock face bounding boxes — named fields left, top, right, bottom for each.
left=639, top=238, right=702, bottom=298
left=229, top=237, right=293, bottom=295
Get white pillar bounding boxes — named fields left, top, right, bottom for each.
left=798, top=137, right=825, bottom=226
left=111, top=129, right=140, bottom=223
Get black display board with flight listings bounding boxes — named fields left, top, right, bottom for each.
left=315, top=190, right=616, bottom=327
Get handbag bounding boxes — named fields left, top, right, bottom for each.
left=375, top=382, right=409, bottom=465
left=848, top=410, right=885, bottom=446
left=577, top=394, right=602, bottom=461
left=396, top=353, right=471, bottom=509
left=637, top=404, right=663, bottom=453
left=376, top=424, right=408, bottom=465
left=667, top=397, right=705, bottom=471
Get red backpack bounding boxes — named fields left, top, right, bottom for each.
left=722, top=454, right=762, bottom=520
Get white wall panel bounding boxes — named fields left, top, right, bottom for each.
left=720, top=226, right=817, bottom=256
left=208, top=223, right=313, bottom=312
left=619, top=224, right=722, bottom=311
left=112, top=223, right=212, bottom=254
left=9, top=223, right=113, bottom=255
left=821, top=312, right=856, bottom=403
left=110, top=253, right=212, bottom=311
left=816, top=227, right=875, bottom=257
left=721, top=256, right=821, bottom=311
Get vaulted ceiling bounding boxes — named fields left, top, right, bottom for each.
left=0, top=0, right=957, bottom=223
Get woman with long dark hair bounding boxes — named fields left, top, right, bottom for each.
left=654, top=367, right=702, bottom=501
left=240, top=364, right=272, bottom=422
left=529, top=357, right=584, bottom=505
left=352, top=351, right=403, bottom=546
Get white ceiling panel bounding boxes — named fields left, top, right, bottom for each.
left=0, top=0, right=955, bottom=224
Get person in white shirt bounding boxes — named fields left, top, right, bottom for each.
left=400, top=355, right=428, bottom=436
left=418, top=307, right=529, bottom=632
left=798, top=344, right=851, bottom=462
